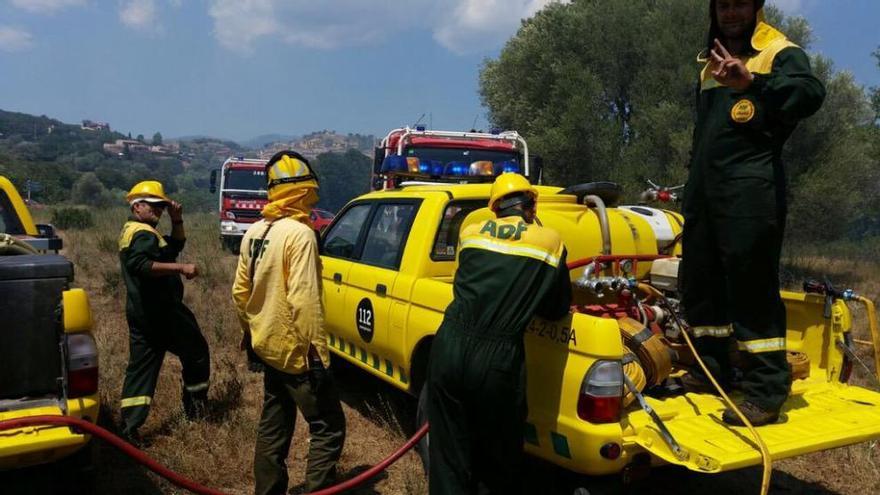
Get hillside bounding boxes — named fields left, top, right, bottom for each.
left=0, top=109, right=373, bottom=213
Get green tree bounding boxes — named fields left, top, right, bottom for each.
left=136, top=134, right=145, bottom=142
left=870, top=47, right=880, bottom=123
left=312, top=149, right=372, bottom=212
left=152, top=132, right=163, bottom=146
left=71, top=172, right=110, bottom=206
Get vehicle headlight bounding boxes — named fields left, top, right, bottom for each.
left=221, top=221, right=237, bottom=232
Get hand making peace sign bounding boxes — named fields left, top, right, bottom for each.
left=710, top=38, right=755, bottom=91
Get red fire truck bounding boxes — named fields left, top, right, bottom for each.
left=209, top=157, right=335, bottom=253
left=372, top=126, right=539, bottom=190
left=209, top=157, right=268, bottom=253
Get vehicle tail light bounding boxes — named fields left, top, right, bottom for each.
left=67, top=333, right=99, bottom=398
left=577, top=360, right=623, bottom=424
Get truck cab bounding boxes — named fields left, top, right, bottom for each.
left=0, top=176, right=99, bottom=472
left=210, top=157, right=269, bottom=253
left=372, top=126, right=538, bottom=190
left=318, top=170, right=880, bottom=478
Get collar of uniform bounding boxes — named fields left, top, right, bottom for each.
left=751, top=10, right=786, bottom=52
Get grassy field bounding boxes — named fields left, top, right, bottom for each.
left=5, top=207, right=879, bottom=495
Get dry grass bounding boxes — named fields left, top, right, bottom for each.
left=9, top=209, right=879, bottom=495
left=53, top=208, right=426, bottom=494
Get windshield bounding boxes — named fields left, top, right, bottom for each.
left=405, top=147, right=520, bottom=167
left=224, top=169, right=267, bottom=191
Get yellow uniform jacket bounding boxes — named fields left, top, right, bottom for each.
left=232, top=217, right=329, bottom=374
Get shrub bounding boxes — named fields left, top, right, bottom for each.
left=51, top=207, right=94, bottom=230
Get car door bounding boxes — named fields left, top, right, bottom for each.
left=320, top=202, right=373, bottom=338
left=344, top=201, right=420, bottom=374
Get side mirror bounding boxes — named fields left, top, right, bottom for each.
left=209, top=169, right=218, bottom=194
left=373, top=147, right=385, bottom=175
left=530, top=155, right=544, bottom=185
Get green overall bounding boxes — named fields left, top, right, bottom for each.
left=427, top=215, right=571, bottom=494
left=680, top=21, right=825, bottom=411
left=118, top=220, right=210, bottom=435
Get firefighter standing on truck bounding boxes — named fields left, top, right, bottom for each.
left=232, top=151, right=346, bottom=495
left=118, top=180, right=210, bottom=443
left=680, top=0, right=825, bottom=425
left=427, top=173, right=572, bottom=494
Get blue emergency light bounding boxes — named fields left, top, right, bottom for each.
left=497, top=161, right=521, bottom=174
left=445, top=161, right=470, bottom=176
left=381, top=155, right=409, bottom=173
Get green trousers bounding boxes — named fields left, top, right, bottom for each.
left=427, top=325, right=527, bottom=495
left=254, top=364, right=346, bottom=495
left=680, top=212, right=791, bottom=411
left=120, top=312, right=210, bottom=436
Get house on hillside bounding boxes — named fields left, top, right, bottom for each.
left=81, top=120, right=110, bottom=131
left=103, top=139, right=150, bottom=156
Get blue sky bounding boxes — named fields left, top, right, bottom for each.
left=0, top=0, right=877, bottom=142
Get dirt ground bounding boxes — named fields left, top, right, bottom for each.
left=2, top=210, right=878, bottom=495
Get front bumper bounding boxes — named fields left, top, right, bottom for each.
left=220, top=220, right=256, bottom=237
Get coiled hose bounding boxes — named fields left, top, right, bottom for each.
left=638, top=283, right=773, bottom=495
left=0, top=415, right=428, bottom=495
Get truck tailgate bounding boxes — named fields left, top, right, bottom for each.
left=625, top=381, right=880, bottom=472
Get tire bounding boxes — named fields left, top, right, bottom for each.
left=416, top=383, right=430, bottom=474
left=222, top=236, right=241, bottom=255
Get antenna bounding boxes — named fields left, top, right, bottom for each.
left=413, top=113, right=426, bottom=127
left=471, top=114, right=479, bottom=131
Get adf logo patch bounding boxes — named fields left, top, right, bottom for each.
left=731, top=99, right=756, bottom=123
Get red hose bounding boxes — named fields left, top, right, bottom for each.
left=0, top=415, right=428, bottom=495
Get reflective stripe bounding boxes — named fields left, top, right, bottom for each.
left=690, top=325, right=733, bottom=338
left=184, top=382, right=209, bottom=393
left=737, top=337, right=786, bottom=354
left=121, top=396, right=152, bottom=408
left=460, top=237, right=560, bottom=267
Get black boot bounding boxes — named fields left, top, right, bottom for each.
left=722, top=400, right=780, bottom=426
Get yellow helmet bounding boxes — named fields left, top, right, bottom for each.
left=126, top=180, right=171, bottom=205
left=489, top=173, right=537, bottom=211
left=265, top=150, right=319, bottom=201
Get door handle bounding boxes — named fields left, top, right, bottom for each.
left=376, top=284, right=387, bottom=296
left=333, top=273, right=342, bottom=283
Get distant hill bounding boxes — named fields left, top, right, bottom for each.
left=239, top=133, right=298, bottom=149
left=263, top=130, right=376, bottom=159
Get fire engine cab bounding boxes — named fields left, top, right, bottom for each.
left=210, top=157, right=268, bottom=253
left=372, top=126, right=540, bottom=190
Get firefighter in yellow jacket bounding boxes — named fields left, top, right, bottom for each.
left=232, top=150, right=345, bottom=495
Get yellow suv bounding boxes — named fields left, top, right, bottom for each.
left=319, top=180, right=880, bottom=478
left=0, top=176, right=99, bottom=472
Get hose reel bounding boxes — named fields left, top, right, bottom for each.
left=618, top=317, right=673, bottom=388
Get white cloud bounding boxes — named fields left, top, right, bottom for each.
left=119, top=0, right=160, bottom=33
left=0, top=26, right=34, bottom=52
left=207, top=0, right=560, bottom=55
left=9, top=0, right=86, bottom=14
left=434, top=0, right=559, bottom=54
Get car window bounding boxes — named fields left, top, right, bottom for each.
left=322, top=204, right=372, bottom=259
left=360, top=204, right=418, bottom=270
left=431, top=200, right=486, bottom=261
left=0, top=191, right=25, bottom=235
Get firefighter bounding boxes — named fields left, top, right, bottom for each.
left=232, top=151, right=345, bottom=495
left=680, top=0, right=825, bottom=426
left=118, top=180, right=210, bottom=442
left=426, top=173, right=572, bottom=494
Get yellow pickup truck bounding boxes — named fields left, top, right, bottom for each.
left=319, top=179, right=880, bottom=479
left=0, top=176, right=99, bottom=473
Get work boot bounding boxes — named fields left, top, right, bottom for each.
left=722, top=400, right=780, bottom=426
left=679, top=371, right=720, bottom=395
